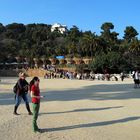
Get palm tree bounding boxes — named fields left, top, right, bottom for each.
left=129, top=38, right=140, bottom=54
left=82, top=31, right=97, bottom=59
left=124, top=26, right=138, bottom=43
left=100, top=22, right=119, bottom=52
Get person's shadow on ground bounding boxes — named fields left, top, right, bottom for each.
left=40, top=116, right=140, bottom=133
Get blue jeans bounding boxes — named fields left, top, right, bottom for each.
left=15, top=93, right=29, bottom=107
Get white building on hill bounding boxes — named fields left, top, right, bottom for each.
left=51, top=23, right=67, bottom=34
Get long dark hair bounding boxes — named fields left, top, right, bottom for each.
left=29, top=77, right=39, bottom=91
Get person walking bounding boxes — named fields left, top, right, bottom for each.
left=133, top=70, right=140, bottom=88
left=120, top=72, right=125, bottom=81
left=13, top=72, right=32, bottom=115
left=30, top=77, right=44, bottom=133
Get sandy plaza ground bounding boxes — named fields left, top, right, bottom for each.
left=0, top=77, right=140, bottom=140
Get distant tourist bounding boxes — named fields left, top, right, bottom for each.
left=120, top=72, right=125, bottom=81
left=30, top=77, right=44, bottom=133
left=133, top=70, right=140, bottom=88
left=114, top=75, right=118, bottom=81
left=13, top=72, right=32, bottom=115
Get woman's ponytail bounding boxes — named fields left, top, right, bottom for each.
left=29, top=77, right=39, bottom=91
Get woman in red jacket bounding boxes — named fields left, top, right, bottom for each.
left=30, top=77, right=44, bottom=132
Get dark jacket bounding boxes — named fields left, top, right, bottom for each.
left=17, top=78, right=29, bottom=95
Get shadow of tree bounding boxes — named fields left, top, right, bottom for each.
left=0, top=93, right=31, bottom=105
left=43, top=83, right=140, bottom=102
left=0, top=83, right=139, bottom=105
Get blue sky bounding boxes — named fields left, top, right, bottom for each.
left=0, top=0, right=140, bottom=38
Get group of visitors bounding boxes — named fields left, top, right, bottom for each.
left=44, top=69, right=127, bottom=81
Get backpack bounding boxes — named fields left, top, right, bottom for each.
left=13, top=83, right=18, bottom=94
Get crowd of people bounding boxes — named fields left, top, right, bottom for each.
left=43, top=66, right=140, bottom=88
left=43, top=68, right=128, bottom=81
